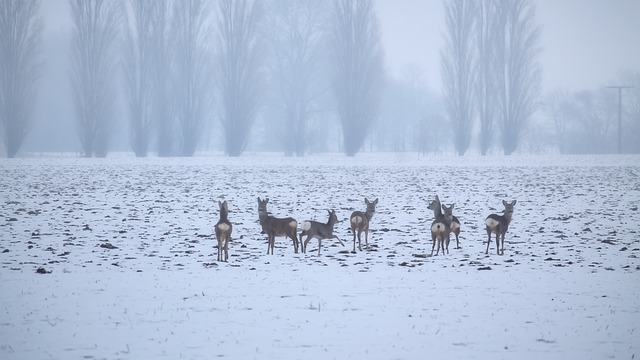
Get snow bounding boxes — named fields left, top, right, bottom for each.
left=1, top=153, right=639, bottom=359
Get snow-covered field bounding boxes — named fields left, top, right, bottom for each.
left=1, top=153, right=639, bottom=359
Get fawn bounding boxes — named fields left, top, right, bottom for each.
left=300, top=209, right=345, bottom=255
left=214, top=200, right=232, bottom=262
left=441, top=203, right=461, bottom=249
left=485, top=200, right=517, bottom=255
left=350, top=198, right=378, bottom=252
left=427, top=195, right=449, bottom=256
left=257, top=197, right=300, bottom=255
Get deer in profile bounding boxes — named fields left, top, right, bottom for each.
left=427, top=195, right=449, bottom=256
left=300, top=209, right=345, bottom=256
left=441, top=203, right=461, bottom=249
left=485, top=200, right=517, bottom=255
left=257, top=197, right=299, bottom=255
left=214, top=200, right=232, bottom=262
left=350, top=198, right=378, bottom=252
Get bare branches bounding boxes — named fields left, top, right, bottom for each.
left=216, top=0, right=264, bottom=157
left=70, top=0, right=122, bottom=157
left=494, top=0, right=541, bottom=155
left=441, top=0, right=476, bottom=156
left=123, top=0, right=155, bottom=157
left=171, top=0, right=212, bottom=157
left=329, top=0, right=384, bottom=156
left=266, top=0, right=327, bottom=156
left=0, top=0, right=43, bottom=157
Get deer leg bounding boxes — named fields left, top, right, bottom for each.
left=500, top=233, right=505, bottom=255
left=496, top=233, right=501, bottom=255
left=364, top=229, right=369, bottom=245
left=269, top=235, right=275, bottom=255
left=455, top=231, right=460, bottom=249
left=357, top=231, right=363, bottom=251
left=317, top=239, right=322, bottom=256
left=485, top=229, right=491, bottom=254
left=303, top=236, right=312, bottom=254
left=224, top=237, right=229, bottom=261
left=445, top=234, right=450, bottom=255
left=265, top=235, right=270, bottom=255
left=430, top=234, right=436, bottom=256
left=352, top=231, right=357, bottom=252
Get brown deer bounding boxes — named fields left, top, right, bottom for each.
left=300, top=209, right=345, bottom=255
left=485, top=200, right=517, bottom=255
left=350, top=198, right=378, bottom=252
left=441, top=203, right=461, bottom=249
left=257, top=197, right=299, bottom=255
left=214, top=200, right=232, bottom=262
left=427, top=195, right=449, bottom=256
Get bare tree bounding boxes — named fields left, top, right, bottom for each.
left=618, top=70, right=640, bottom=153
left=475, top=0, right=498, bottom=155
left=70, top=0, right=122, bottom=158
left=494, top=0, right=541, bottom=155
left=0, top=0, right=43, bottom=158
left=441, top=0, right=476, bottom=156
left=266, top=0, right=326, bottom=157
left=123, top=0, right=155, bottom=157
left=217, top=0, right=264, bottom=157
left=172, top=0, right=212, bottom=157
left=574, top=89, right=617, bottom=153
left=329, top=0, right=384, bottom=157
left=544, top=90, right=577, bottom=154
left=152, top=0, right=172, bottom=157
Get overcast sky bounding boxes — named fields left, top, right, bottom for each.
left=41, top=0, right=640, bottom=93
left=376, top=0, right=640, bottom=92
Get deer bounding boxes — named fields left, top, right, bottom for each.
left=350, top=198, right=378, bottom=252
left=257, top=197, right=300, bottom=255
left=214, top=200, right=232, bottom=262
left=485, top=200, right=517, bottom=255
left=427, top=195, right=449, bottom=256
left=441, top=203, right=461, bottom=249
left=300, top=209, right=345, bottom=255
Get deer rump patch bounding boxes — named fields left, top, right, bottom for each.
left=216, top=223, right=231, bottom=232
left=485, top=217, right=500, bottom=229
left=351, top=216, right=364, bottom=226
left=301, top=221, right=312, bottom=231
left=431, top=222, right=446, bottom=233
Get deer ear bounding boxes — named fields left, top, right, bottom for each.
left=365, top=198, right=370, bottom=205
left=502, top=200, right=508, bottom=207
left=257, top=197, right=261, bottom=203
left=435, top=195, right=440, bottom=202
left=451, top=203, right=455, bottom=210
left=512, top=200, right=517, bottom=206
left=373, top=198, right=378, bottom=205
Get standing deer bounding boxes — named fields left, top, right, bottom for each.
left=214, top=200, right=232, bottom=262
left=427, top=195, right=449, bottom=256
left=300, top=209, right=345, bottom=255
left=485, top=200, right=517, bottom=255
left=350, top=198, right=378, bottom=252
left=441, top=203, right=461, bottom=249
left=257, top=197, right=300, bottom=255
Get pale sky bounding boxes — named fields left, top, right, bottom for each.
left=376, top=0, right=640, bottom=92
left=41, top=0, right=640, bottom=93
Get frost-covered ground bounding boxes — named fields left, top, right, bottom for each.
left=1, top=153, right=639, bottom=359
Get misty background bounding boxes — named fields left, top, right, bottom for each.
left=2, top=0, right=639, bottom=157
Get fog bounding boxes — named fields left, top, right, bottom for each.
left=4, top=0, right=640, bottom=156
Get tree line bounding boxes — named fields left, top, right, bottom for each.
left=1, top=0, right=638, bottom=158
